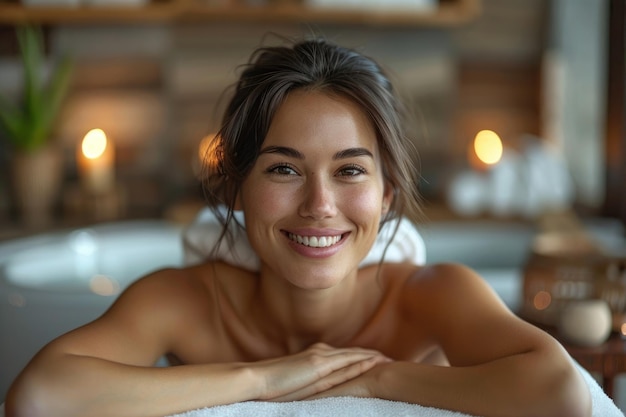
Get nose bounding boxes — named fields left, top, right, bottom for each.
left=298, top=175, right=337, bottom=220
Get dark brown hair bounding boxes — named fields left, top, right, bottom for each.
left=202, top=37, right=422, bottom=252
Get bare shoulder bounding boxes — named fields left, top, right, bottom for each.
left=402, top=263, right=506, bottom=310
left=102, top=261, right=255, bottom=342
left=109, top=260, right=254, bottom=318
left=377, top=262, right=503, bottom=323
left=112, top=263, right=211, bottom=313
left=40, top=262, right=242, bottom=366
left=378, top=262, right=495, bottom=304
left=395, top=262, right=560, bottom=365
left=103, top=265, right=209, bottom=328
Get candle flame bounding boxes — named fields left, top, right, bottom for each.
left=473, top=130, right=503, bottom=166
left=82, top=129, right=108, bottom=160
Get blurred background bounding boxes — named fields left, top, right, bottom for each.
left=0, top=0, right=626, bottom=412
left=0, top=0, right=622, bottom=233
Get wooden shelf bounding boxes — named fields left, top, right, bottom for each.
left=0, top=2, right=178, bottom=24
left=0, top=0, right=480, bottom=27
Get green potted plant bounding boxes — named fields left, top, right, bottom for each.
left=0, top=25, right=73, bottom=228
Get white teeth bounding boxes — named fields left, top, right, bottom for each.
left=288, top=233, right=342, bottom=248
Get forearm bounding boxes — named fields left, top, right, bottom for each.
left=7, top=342, right=387, bottom=417
left=6, top=354, right=259, bottom=417
left=376, top=351, right=591, bottom=417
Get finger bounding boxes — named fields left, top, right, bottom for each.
left=304, top=347, right=390, bottom=379
left=258, top=345, right=390, bottom=400
left=268, top=355, right=383, bottom=402
left=306, top=343, right=388, bottom=360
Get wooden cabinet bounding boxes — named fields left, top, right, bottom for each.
left=0, top=0, right=479, bottom=26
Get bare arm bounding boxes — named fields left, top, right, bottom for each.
left=8, top=351, right=260, bottom=417
left=5, top=267, right=387, bottom=417
left=312, top=264, right=592, bottom=417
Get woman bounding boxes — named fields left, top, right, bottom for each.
left=6, top=37, right=590, bottom=417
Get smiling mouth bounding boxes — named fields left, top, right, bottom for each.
left=287, top=233, right=344, bottom=248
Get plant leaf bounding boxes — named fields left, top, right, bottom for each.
left=0, top=25, right=74, bottom=151
left=18, top=25, right=44, bottom=143
left=38, top=56, right=73, bottom=149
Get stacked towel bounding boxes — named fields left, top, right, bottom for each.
left=182, top=207, right=426, bottom=268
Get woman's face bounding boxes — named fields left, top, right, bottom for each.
left=238, top=89, right=392, bottom=290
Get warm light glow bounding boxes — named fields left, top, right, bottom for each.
left=621, top=322, right=626, bottom=337
left=77, top=128, right=115, bottom=194
left=473, top=130, right=503, bottom=165
left=198, top=134, right=219, bottom=168
left=533, top=290, right=552, bottom=311
left=82, top=129, right=108, bottom=160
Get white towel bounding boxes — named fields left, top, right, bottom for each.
left=182, top=207, right=426, bottom=268
left=166, top=363, right=623, bottom=417
left=169, top=397, right=468, bottom=417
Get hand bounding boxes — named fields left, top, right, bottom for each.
left=305, top=361, right=391, bottom=400
left=251, top=343, right=390, bottom=401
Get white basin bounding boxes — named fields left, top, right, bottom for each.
left=0, top=220, right=184, bottom=401
left=3, top=223, right=183, bottom=293
left=418, top=220, right=536, bottom=268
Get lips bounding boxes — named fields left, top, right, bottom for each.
left=287, top=233, right=343, bottom=248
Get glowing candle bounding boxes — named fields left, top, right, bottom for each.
left=78, top=128, right=115, bottom=194
left=469, top=129, right=503, bottom=171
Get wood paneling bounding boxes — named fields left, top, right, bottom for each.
left=604, top=0, right=626, bottom=226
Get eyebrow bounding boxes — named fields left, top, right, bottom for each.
left=259, top=146, right=374, bottom=160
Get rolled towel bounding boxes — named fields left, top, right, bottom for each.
left=182, top=207, right=426, bottom=269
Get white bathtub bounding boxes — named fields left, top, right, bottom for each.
left=0, top=218, right=539, bottom=401
left=418, top=220, right=536, bottom=310
left=0, top=220, right=184, bottom=400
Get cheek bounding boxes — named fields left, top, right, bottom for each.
left=241, top=181, right=291, bottom=221
left=339, top=185, right=385, bottom=220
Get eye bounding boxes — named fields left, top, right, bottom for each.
left=266, top=163, right=299, bottom=176
left=338, top=164, right=367, bottom=177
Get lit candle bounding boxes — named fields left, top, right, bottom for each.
left=447, top=129, right=507, bottom=217
left=469, top=129, right=503, bottom=171
left=78, top=128, right=115, bottom=194
left=473, top=130, right=521, bottom=217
